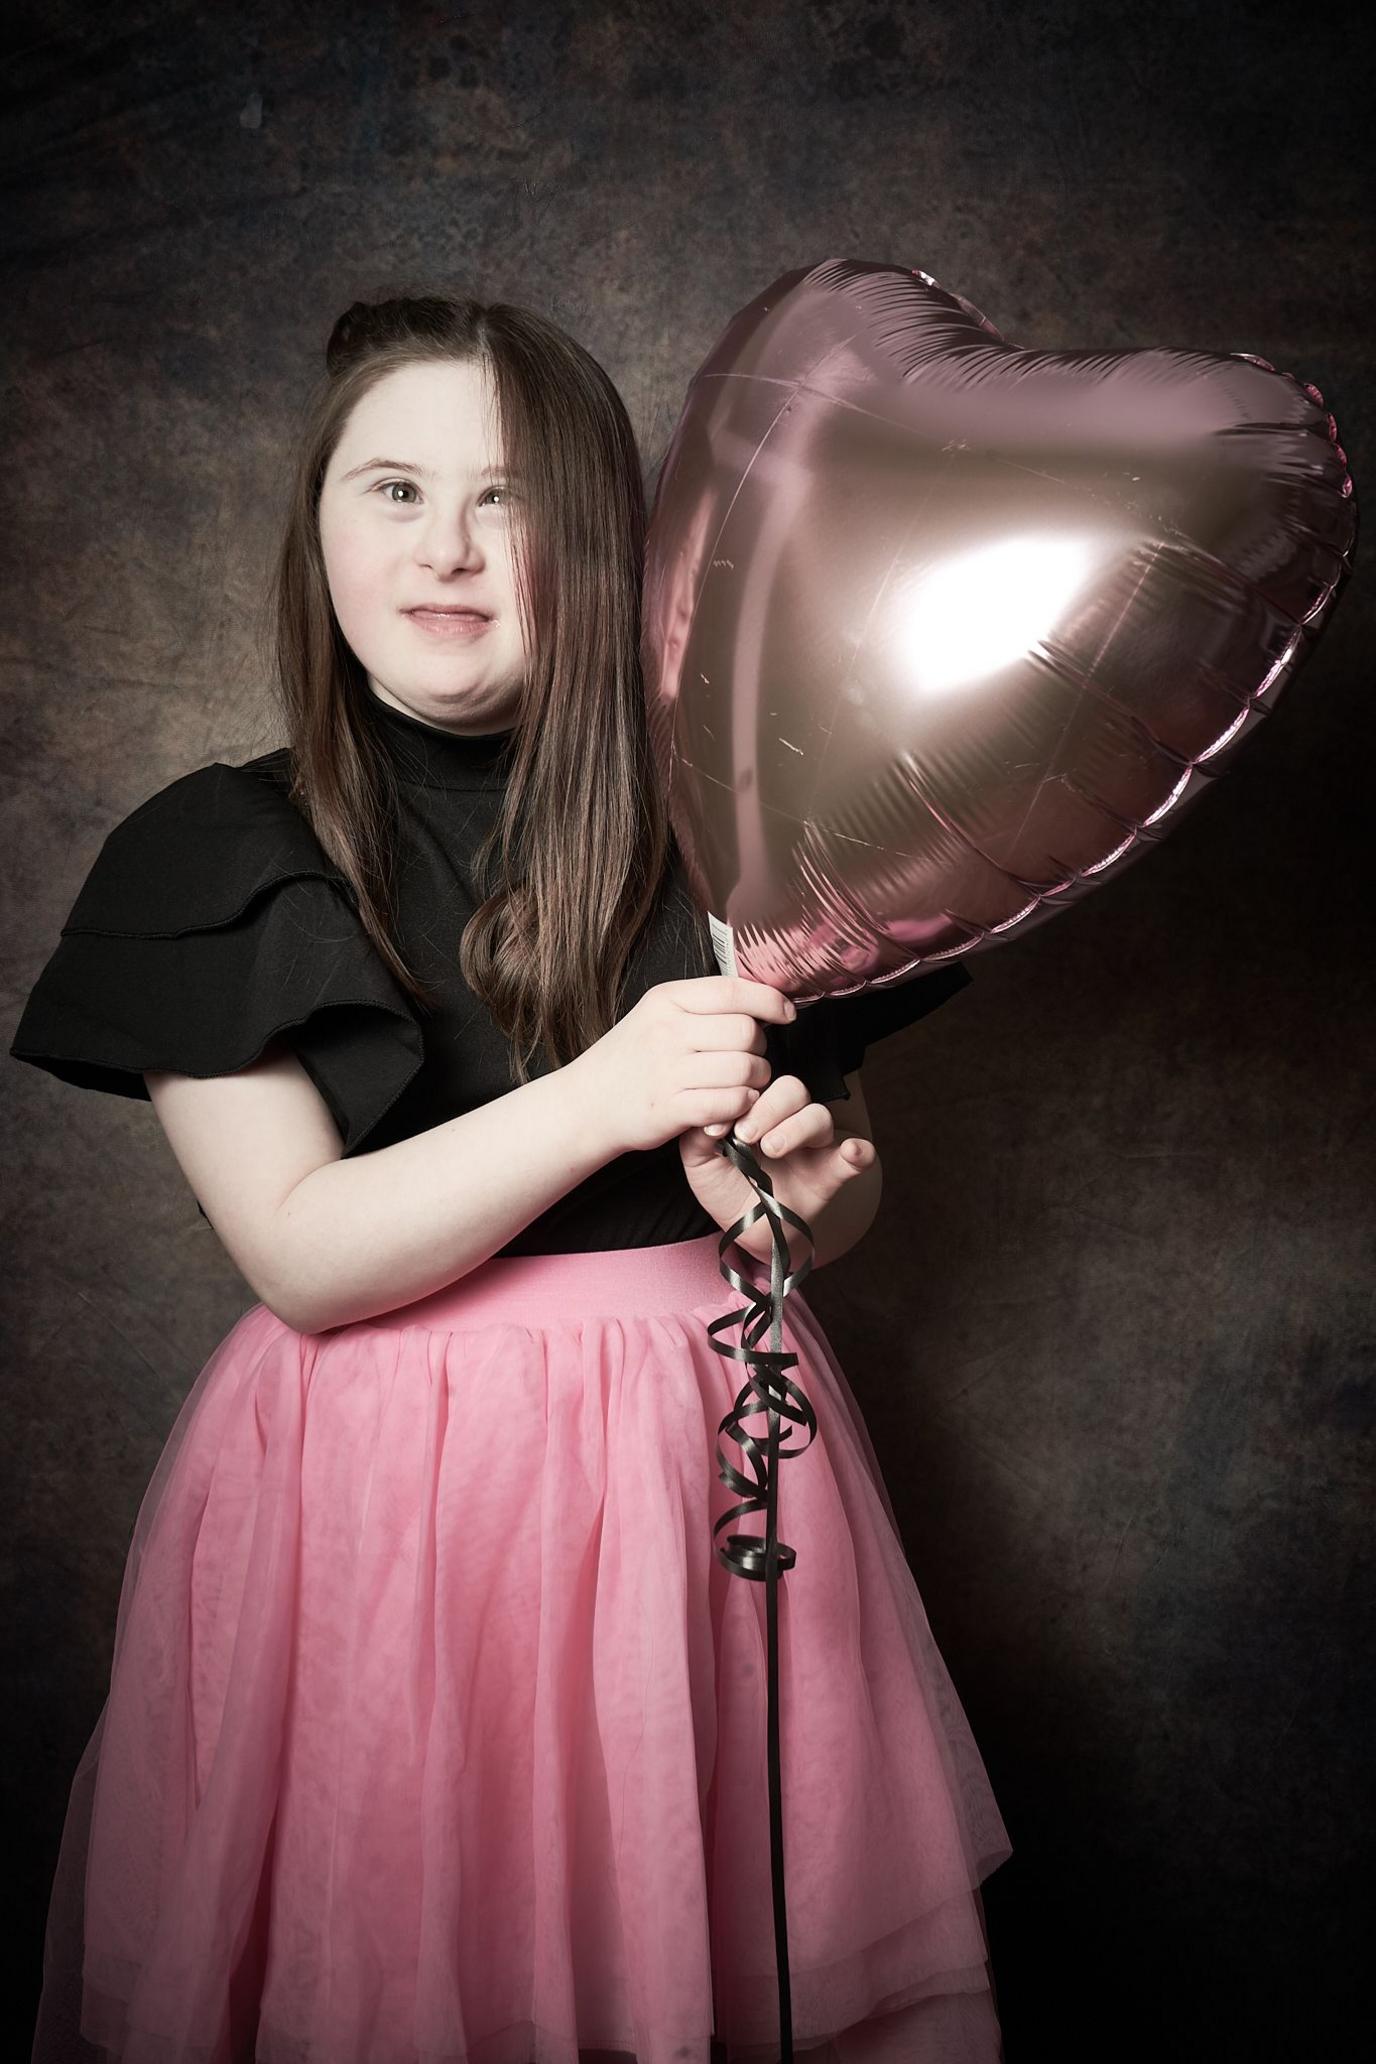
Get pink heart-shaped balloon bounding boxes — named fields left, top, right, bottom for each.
left=642, top=260, right=1356, bottom=1004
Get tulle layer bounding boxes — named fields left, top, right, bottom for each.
left=31, top=1232, right=1011, bottom=2064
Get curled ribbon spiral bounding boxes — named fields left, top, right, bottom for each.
left=705, top=1129, right=819, bottom=2064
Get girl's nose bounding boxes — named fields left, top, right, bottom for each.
left=416, top=513, right=483, bottom=574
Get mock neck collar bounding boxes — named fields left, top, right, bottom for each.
left=365, top=692, right=516, bottom=793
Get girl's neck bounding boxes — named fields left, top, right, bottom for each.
left=364, top=691, right=515, bottom=793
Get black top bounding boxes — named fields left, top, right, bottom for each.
left=8, top=694, right=973, bottom=1255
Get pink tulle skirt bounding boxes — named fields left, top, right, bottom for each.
left=30, top=1230, right=1011, bottom=2064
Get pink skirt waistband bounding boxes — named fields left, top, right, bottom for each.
left=353, top=1229, right=759, bottom=1335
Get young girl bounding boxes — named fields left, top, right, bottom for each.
left=13, top=293, right=1011, bottom=2064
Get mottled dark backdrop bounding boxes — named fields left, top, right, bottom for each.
left=4, top=3, right=1372, bottom=2058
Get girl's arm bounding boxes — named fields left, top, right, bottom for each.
left=145, top=1041, right=616, bottom=1333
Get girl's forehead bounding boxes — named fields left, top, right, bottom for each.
left=331, top=360, right=506, bottom=477
left=351, top=359, right=495, bottom=432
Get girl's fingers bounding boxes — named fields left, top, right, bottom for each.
left=727, top=1074, right=814, bottom=1151
left=741, top=1104, right=831, bottom=1156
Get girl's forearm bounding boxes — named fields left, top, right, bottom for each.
left=270, top=1058, right=613, bottom=1332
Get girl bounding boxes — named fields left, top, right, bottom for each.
left=13, top=293, right=1011, bottom=2064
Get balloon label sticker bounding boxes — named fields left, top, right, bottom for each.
left=707, top=910, right=738, bottom=977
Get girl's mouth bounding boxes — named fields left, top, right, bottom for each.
left=405, top=609, right=492, bottom=638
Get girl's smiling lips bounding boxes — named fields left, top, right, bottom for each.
left=405, top=605, right=494, bottom=637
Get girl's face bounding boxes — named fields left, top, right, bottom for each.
left=319, top=358, right=530, bottom=736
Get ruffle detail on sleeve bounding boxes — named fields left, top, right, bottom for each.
left=9, top=759, right=425, bottom=1158
left=770, top=960, right=974, bottom=1103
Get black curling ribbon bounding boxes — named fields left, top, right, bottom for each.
left=705, top=1018, right=819, bottom=2064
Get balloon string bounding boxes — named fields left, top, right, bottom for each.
left=706, top=1133, right=819, bottom=2064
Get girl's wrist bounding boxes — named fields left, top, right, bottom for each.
left=557, top=1049, right=626, bottom=1166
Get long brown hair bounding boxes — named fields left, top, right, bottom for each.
left=265, top=291, right=703, bottom=1084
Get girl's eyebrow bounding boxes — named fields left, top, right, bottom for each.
left=339, top=457, right=513, bottom=482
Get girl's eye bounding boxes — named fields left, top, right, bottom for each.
left=375, top=481, right=510, bottom=507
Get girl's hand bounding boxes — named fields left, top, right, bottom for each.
left=569, top=975, right=794, bottom=1158
left=677, top=1072, right=877, bottom=1265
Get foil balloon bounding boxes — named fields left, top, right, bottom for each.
left=641, top=258, right=1356, bottom=2064
left=642, top=258, right=1356, bottom=1006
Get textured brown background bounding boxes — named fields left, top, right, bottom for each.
left=4, top=3, right=1372, bottom=2058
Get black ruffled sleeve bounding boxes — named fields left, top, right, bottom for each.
left=8, top=758, right=424, bottom=1159
left=768, top=959, right=974, bottom=1104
